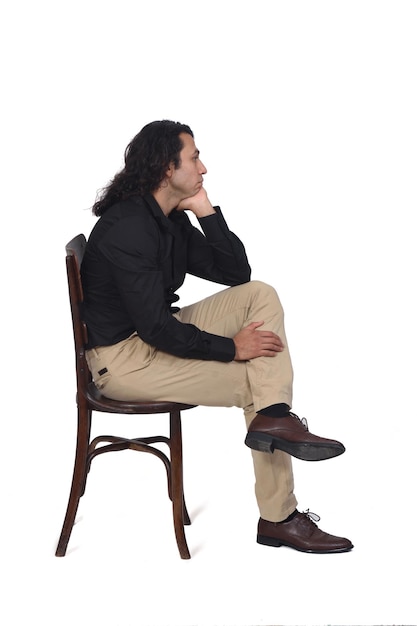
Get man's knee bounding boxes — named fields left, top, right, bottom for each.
left=245, top=280, right=284, bottom=316
left=248, top=280, right=279, bottom=299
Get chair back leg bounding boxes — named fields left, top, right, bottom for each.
left=56, top=404, right=91, bottom=556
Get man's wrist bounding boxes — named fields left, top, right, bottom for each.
left=194, top=210, right=216, bottom=218
left=193, top=204, right=216, bottom=218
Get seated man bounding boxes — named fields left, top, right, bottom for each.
left=81, top=120, right=353, bottom=554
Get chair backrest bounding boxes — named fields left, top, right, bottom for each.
left=65, top=234, right=91, bottom=397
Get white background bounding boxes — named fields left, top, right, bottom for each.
left=1, top=1, right=416, bottom=625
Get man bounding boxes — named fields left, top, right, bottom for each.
left=81, top=120, right=353, bottom=554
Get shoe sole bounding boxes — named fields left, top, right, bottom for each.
left=244, top=432, right=345, bottom=461
left=257, top=534, right=353, bottom=553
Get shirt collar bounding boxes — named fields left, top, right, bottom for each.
left=135, top=193, right=176, bottom=233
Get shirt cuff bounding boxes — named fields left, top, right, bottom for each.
left=198, top=206, right=230, bottom=242
left=203, top=332, right=236, bottom=362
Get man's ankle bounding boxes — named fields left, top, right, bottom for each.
left=258, top=403, right=290, bottom=418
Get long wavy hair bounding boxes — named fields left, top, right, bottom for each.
left=92, top=120, right=193, bottom=216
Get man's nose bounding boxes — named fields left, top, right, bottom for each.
left=200, top=160, right=207, bottom=174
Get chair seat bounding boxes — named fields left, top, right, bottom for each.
left=86, top=381, right=196, bottom=414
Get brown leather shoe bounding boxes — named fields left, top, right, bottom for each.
left=244, top=412, right=345, bottom=461
left=257, top=511, right=353, bottom=553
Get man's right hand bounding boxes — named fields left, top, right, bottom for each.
left=233, top=321, right=285, bottom=361
left=176, top=187, right=216, bottom=218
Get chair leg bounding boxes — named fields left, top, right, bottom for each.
left=55, top=405, right=91, bottom=557
left=183, top=497, right=191, bottom=526
left=80, top=408, right=92, bottom=496
left=170, top=410, right=191, bottom=559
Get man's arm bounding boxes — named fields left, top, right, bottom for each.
left=178, top=189, right=284, bottom=362
left=177, top=188, right=251, bottom=286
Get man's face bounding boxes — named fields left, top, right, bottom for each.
left=168, top=133, right=207, bottom=199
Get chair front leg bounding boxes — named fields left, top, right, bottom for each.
left=169, top=410, right=191, bottom=559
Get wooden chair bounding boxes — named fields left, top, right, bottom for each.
left=56, top=234, right=196, bottom=559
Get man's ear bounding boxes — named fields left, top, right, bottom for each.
left=165, top=162, right=174, bottom=179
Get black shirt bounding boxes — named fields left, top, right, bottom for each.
left=81, top=193, right=251, bottom=361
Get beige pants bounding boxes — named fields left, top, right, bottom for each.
left=86, top=280, right=297, bottom=521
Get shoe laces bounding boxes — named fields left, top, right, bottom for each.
left=301, top=509, right=321, bottom=524
left=289, top=412, right=309, bottom=431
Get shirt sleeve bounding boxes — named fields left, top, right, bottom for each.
left=185, top=207, right=252, bottom=285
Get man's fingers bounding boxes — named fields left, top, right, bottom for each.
left=246, top=321, right=264, bottom=330
left=257, top=332, right=284, bottom=349
left=261, top=343, right=284, bottom=353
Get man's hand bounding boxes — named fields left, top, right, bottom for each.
left=233, top=321, right=285, bottom=361
left=176, top=187, right=216, bottom=218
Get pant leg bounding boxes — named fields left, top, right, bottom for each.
left=176, top=280, right=294, bottom=411
left=86, top=280, right=297, bottom=520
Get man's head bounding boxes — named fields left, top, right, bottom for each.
left=125, top=120, right=194, bottom=194
left=92, top=120, right=195, bottom=216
